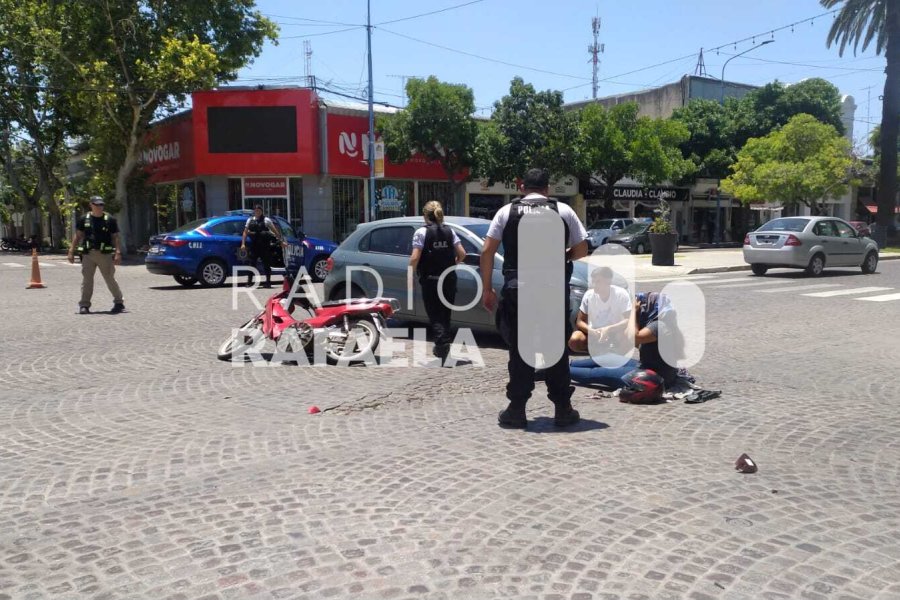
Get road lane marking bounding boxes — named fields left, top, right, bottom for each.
left=636, top=275, right=717, bottom=283
left=856, top=292, right=900, bottom=302
left=3, top=263, right=25, bottom=268
left=688, top=276, right=757, bottom=285
left=755, top=283, right=841, bottom=293
left=38, top=262, right=55, bottom=267
left=708, top=280, right=798, bottom=289
left=803, top=287, right=892, bottom=298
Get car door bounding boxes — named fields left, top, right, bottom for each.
left=273, top=217, right=305, bottom=275
left=359, top=225, right=417, bottom=314
left=811, top=220, right=841, bottom=264
left=832, top=220, right=866, bottom=266
left=449, top=228, right=496, bottom=329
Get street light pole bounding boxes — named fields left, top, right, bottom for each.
left=366, top=0, right=375, bottom=223
left=716, top=39, right=774, bottom=244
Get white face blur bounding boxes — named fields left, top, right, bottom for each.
left=591, top=275, right=612, bottom=294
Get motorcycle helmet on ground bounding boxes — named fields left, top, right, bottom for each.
left=619, top=369, right=665, bottom=404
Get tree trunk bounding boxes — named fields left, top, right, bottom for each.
left=115, top=139, right=140, bottom=253
left=877, top=0, right=900, bottom=235
left=46, top=193, right=64, bottom=249
left=602, top=184, right=616, bottom=217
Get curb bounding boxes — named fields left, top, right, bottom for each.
left=683, top=252, right=900, bottom=275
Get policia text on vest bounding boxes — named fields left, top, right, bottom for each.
left=68, top=197, right=125, bottom=314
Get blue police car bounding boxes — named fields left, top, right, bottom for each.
left=144, top=211, right=338, bottom=286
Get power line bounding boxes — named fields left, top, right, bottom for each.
left=281, top=26, right=365, bottom=40
left=378, top=27, right=591, bottom=81
left=263, top=14, right=363, bottom=27
left=717, top=52, right=883, bottom=72
left=375, top=0, right=487, bottom=26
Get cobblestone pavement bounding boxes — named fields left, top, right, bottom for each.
left=1, top=255, right=899, bottom=599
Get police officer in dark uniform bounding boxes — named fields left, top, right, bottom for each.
left=240, top=205, right=287, bottom=288
left=481, top=168, right=589, bottom=429
left=67, top=196, right=125, bottom=314
left=409, top=201, right=466, bottom=363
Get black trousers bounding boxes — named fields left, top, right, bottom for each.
left=501, top=277, right=572, bottom=406
left=421, top=273, right=456, bottom=358
left=248, top=238, right=273, bottom=282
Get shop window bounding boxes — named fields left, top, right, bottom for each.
left=289, top=177, right=303, bottom=232
left=374, top=180, right=414, bottom=220
left=418, top=181, right=456, bottom=215
left=469, top=194, right=507, bottom=220
left=333, top=178, right=363, bottom=242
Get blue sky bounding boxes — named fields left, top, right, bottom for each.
left=235, top=0, right=887, bottom=149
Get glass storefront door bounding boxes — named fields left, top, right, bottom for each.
left=374, top=180, right=414, bottom=220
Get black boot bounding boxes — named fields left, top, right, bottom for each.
left=498, top=399, right=528, bottom=429
left=550, top=386, right=580, bottom=428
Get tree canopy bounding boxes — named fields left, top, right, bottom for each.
left=722, top=114, right=855, bottom=213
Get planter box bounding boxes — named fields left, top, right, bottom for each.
left=650, top=232, right=678, bottom=266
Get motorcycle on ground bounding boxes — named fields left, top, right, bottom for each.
left=217, top=276, right=399, bottom=364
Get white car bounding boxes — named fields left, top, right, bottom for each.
left=586, top=218, right=634, bottom=250
left=743, top=216, right=879, bottom=276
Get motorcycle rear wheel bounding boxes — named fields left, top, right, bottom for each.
left=324, top=317, right=380, bottom=364
left=217, top=317, right=264, bottom=361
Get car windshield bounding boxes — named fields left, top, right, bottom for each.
left=462, top=223, right=504, bottom=257
left=758, top=218, right=810, bottom=233
left=588, top=219, right=614, bottom=230
left=171, top=218, right=211, bottom=233
left=619, top=222, right=649, bottom=235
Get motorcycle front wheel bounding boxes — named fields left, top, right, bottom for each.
left=324, top=317, right=380, bottom=364
left=217, top=317, right=264, bottom=361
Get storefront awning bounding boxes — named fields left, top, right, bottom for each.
left=864, top=203, right=900, bottom=214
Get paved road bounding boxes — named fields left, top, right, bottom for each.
left=1, top=254, right=899, bottom=599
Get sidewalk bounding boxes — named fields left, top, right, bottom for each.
left=583, top=247, right=900, bottom=280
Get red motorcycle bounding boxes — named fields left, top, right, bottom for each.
left=217, top=279, right=400, bottom=363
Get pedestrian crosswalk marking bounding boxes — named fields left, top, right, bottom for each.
left=38, top=262, right=55, bottom=268
left=709, top=280, right=797, bottom=289
left=803, top=287, right=892, bottom=298
left=3, top=262, right=25, bottom=268
left=755, top=283, right=841, bottom=293
left=856, top=292, right=900, bottom=302
left=689, top=276, right=757, bottom=285
left=637, top=275, right=716, bottom=283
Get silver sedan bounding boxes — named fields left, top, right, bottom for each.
left=743, top=216, right=879, bottom=276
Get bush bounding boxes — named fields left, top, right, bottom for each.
left=649, top=198, right=674, bottom=234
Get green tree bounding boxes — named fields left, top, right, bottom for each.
left=823, top=0, right=898, bottom=233
left=475, top=77, right=576, bottom=184
left=722, top=114, right=855, bottom=214
left=731, top=78, right=846, bottom=148
left=378, top=76, right=478, bottom=210
left=574, top=102, right=694, bottom=216
left=29, top=0, right=276, bottom=249
left=869, top=124, right=900, bottom=180
left=671, top=99, right=736, bottom=180
left=0, top=0, right=82, bottom=247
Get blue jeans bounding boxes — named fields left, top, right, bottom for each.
left=569, top=357, right=640, bottom=388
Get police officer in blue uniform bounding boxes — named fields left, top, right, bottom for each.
left=481, top=169, right=589, bottom=429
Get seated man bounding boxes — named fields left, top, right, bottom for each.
left=569, top=267, right=639, bottom=388
left=571, top=289, right=684, bottom=389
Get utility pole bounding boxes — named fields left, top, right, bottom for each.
left=587, top=14, right=603, bottom=99
left=303, top=40, right=314, bottom=89
left=366, top=0, right=375, bottom=223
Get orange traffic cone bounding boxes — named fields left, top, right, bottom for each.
left=26, top=248, right=46, bottom=289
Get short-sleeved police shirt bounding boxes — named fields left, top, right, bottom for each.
left=485, top=194, right=587, bottom=248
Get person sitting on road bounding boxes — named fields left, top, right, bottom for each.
left=570, top=289, right=685, bottom=389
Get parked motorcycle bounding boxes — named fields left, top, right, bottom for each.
left=217, top=279, right=400, bottom=363
left=1, top=237, right=32, bottom=252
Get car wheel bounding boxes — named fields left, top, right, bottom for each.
left=751, top=264, right=768, bottom=276
left=198, top=259, right=228, bottom=287
left=311, top=256, right=329, bottom=282
left=861, top=251, right=878, bottom=274
left=329, top=283, right=366, bottom=301
left=635, top=242, right=646, bottom=254
left=173, top=274, right=198, bottom=287
left=805, top=253, right=826, bottom=277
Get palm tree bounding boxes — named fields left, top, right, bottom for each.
left=822, top=0, right=899, bottom=242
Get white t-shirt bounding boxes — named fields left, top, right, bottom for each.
left=411, top=226, right=462, bottom=250
left=579, top=284, right=632, bottom=328
left=485, top=194, right=588, bottom=248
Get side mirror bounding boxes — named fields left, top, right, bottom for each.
left=463, top=253, right=481, bottom=266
